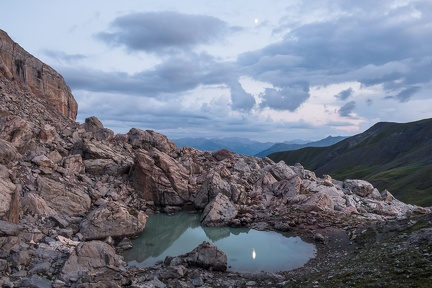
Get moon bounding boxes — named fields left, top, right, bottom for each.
left=254, top=18, right=259, bottom=25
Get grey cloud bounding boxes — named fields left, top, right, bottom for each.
left=43, top=49, right=87, bottom=63
left=97, top=11, right=234, bottom=53
left=61, top=53, right=233, bottom=97
left=228, top=80, right=256, bottom=111
left=238, top=1, right=432, bottom=101
left=335, top=88, right=353, bottom=101
left=385, top=86, right=421, bottom=103
left=259, top=84, right=310, bottom=111
left=339, top=101, right=356, bottom=117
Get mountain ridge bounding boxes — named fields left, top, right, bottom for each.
left=268, top=118, right=432, bottom=206
left=172, top=137, right=276, bottom=155
left=255, top=135, right=347, bottom=157
left=172, top=136, right=344, bottom=156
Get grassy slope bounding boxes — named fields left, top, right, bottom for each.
left=269, top=118, right=432, bottom=206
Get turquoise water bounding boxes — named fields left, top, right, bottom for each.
left=122, top=212, right=316, bottom=273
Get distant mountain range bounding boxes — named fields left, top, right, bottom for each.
left=268, top=118, right=432, bottom=207
left=172, top=137, right=275, bottom=156
left=254, top=136, right=346, bottom=157
left=171, top=137, right=343, bottom=156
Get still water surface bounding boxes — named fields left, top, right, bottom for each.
left=123, top=212, right=316, bottom=273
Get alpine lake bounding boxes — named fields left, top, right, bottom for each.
left=122, top=211, right=317, bottom=273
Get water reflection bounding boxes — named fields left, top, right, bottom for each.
left=123, top=212, right=316, bottom=273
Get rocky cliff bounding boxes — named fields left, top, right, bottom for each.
left=0, top=30, right=431, bottom=287
left=0, top=29, right=77, bottom=120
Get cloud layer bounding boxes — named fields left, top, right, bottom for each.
left=97, top=12, right=234, bottom=53
left=20, top=0, right=432, bottom=142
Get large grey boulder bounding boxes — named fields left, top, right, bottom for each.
left=343, top=179, right=375, bottom=197
left=82, top=116, right=114, bottom=141
left=36, top=176, right=91, bottom=216
left=131, top=149, right=190, bottom=205
left=0, top=220, right=21, bottom=236
left=61, top=241, right=125, bottom=282
left=21, top=192, right=56, bottom=216
left=79, top=201, right=147, bottom=240
left=201, top=193, right=238, bottom=227
left=127, top=128, right=177, bottom=154
left=184, top=241, right=227, bottom=272
left=194, top=172, right=232, bottom=209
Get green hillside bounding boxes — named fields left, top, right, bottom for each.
left=269, top=118, right=432, bottom=206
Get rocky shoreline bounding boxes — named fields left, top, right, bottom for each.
left=1, top=28, right=432, bottom=287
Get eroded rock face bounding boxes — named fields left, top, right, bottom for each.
left=79, top=201, right=147, bottom=240
left=0, top=29, right=78, bottom=120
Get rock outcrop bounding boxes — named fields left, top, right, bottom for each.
left=183, top=241, right=228, bottom=272
left=0, top=29, right=77, bottom=120
left=61, top=241, right=126, bottom=283
left=201, top=193, right=238, bottom=226
left=79, top=202, right=147, bottom=240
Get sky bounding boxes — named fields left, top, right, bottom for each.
left=2, top=0, right=432, bottom=142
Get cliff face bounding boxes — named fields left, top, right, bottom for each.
left=0, top=29, right=77, bottom=120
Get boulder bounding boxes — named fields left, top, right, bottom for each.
left=20, top=275, right=52, bottom=288
left=82, top=140, right=132, bottom=164
left=343, top=179, right=374, bottom=197
left=183, top=241, right=227, bottom=272
left=84, top=158, right=130, bottom=176
left=131, top=149, right=187, bottom=205
left=38, top=124, right=58, bottom=143
left=201, top=193, right=238, bottom=227
left=82, top=116, right=114, bottom=141
left=127, top=128, right=177, bottom=154
left=62, top=154, right=85, bottom=175
left=21, top=192, right=57, bottom=216
left=212, top=148, right=234, bottom=162
left=0, top=219, right=22, bottom=236
left=61, top=241, right=124, bottom=282
left=299, top=191, right=335, bottom=212
left=79, top=202, right=147, bottom=240
left=36, top=176, right=91, bottom=216
left=267, top=161, right=298, bottom=181
left=0, top=116, right=34, bottom=153
left=194, top=172, right=232, bottom=209
left=0, top=139, right=19, bottom=165
left=271, top=177, right=301, bottom=198
left=31, top=154, right=56, bottom=174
